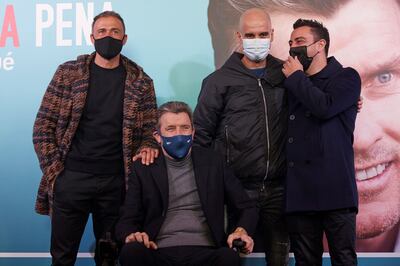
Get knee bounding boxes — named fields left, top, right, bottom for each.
left=215, top=247, right=241, bottom=266
left=119, top=242, right=146, bottom=266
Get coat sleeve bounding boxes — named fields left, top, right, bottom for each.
left=222, top=160, right=258, bottom=236
left=115, top=164, right=144, bottom=243
left=193, top=77, right=224, bottom=147
left=32, top=65, right=65, bottom=175
left=284, top=68, right=361, bottom=120
left=137, top=77, right=158, bottom=152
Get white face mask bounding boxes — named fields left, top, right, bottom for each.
left=242, top=38, right=271, bottom=62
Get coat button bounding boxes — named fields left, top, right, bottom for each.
left=288, top=161, right=294, bottom=167
left=288, top=137, right=294, bottom=143
left=289, top=114, right=296, bottom=120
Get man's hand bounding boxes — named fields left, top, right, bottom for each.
left=132, top=147, right=159, bottom=165
left=227, top=227, right=254, bottom=254
left=282, top=56, right=304, bottom=78
left=125, top=232, right=158, bottom=250
left=357, top=95, right=363, bottom=113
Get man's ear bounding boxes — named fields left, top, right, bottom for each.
left=153, top=130, right=161, bottom=144
left=236, top=31, right=242, bottom=41
left=318, top=39, right=327, bottom=54
left=122, top=34, right=128, bottom=45
left=90, top=34, right=95, bottom=45
left=236, top=31, right=244, bottom=52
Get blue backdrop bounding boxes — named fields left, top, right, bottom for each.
left=0, top=1, right=398, bottom=265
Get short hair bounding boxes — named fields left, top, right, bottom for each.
left=157, top=101, right=193, bottom=130
left=293, top=18, right=330, bottom=55
left=92, top=11, right=126, bottom=33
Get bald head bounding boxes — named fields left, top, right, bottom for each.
left=236, top=8, right=274, bottom=67
left=239, top=8, right=272, bottom=33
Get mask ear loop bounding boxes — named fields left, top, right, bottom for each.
left=307, top=39, right=324, bottom=58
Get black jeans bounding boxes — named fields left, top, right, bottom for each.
left=287, top=209, right=357, bottom=266
left=51, top=169, right=125, bottom=266
left=229, top=181, right=290, bottom=266
left=119, top=243, right=240, bottom=266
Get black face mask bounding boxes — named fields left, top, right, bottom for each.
left=94, top=36, right=124, bottom=60
left=289, top=40, right=319, bottom=71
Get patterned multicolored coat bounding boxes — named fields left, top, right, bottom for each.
left=33, top=53, right=158, bottom=215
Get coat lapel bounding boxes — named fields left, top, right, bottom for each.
left=150, top=156, right=169, bottom=211
left=62, top=54, right=92, bottom=156
left=121, top=57, right=140, bottom=175
left=192, top=149, right=209, bottom=208
left=70, top=54, right=93, bottom=123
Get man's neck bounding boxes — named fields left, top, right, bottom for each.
left=241, top=56, right=266, bottom=69
left=356, top=223, right=399, bottom=252
left=305, top=55, right=327, bottom=76
left=94, top=53, right=121, bottom=69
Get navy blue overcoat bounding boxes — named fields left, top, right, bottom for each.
left=284, top=57, right=361, bottom=213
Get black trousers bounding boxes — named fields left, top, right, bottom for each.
left=229, top=182, right=290, bottom=266
left=119, top=243, right=241, bottom=266
left=287, top=209, right=357, bottom=266
left=51, top=169, right=124, bottom=266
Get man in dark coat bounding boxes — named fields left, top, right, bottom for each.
left=282, top=19, right=361, bottom=266
left=115, top=101, right=257, bottom=266
left=193, top=8, right=290, bottom=266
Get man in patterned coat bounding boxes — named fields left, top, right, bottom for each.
left=33, top=11, right=158, bottom=266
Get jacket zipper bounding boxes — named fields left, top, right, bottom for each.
left=225, top=125, right=230, bottom=165
left=258, top=78, right=270, bottom=190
